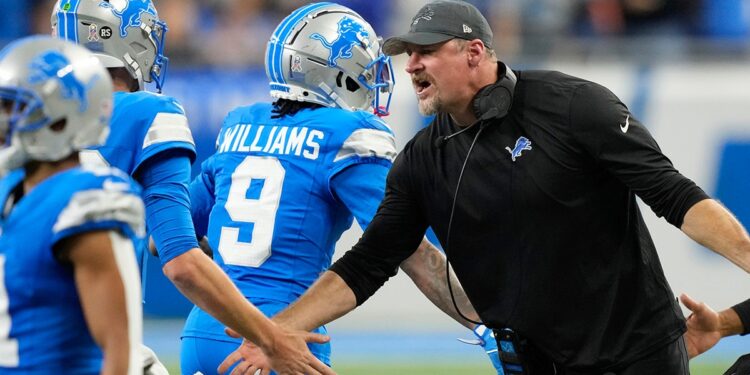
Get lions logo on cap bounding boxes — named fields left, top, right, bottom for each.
left=99, top=0, right=157, bottom=38
left=28, top=50, right=97, bottom=112
left=310, top=17, right=369, bottom=67
left=412, top=7, right=434, bottom=25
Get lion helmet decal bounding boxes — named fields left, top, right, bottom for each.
left=265, top=2, right=394, bottom=116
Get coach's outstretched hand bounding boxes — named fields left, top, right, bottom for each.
left=458, top=324, right=504, bottom=374
left=218, top=327, right=335, bottom=375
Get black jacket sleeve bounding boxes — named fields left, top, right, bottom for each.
left=733, top=298, right=750, bottom=336
left=569, top=82, right=709, bottom=227
left=329, top=145, right=429, bottom=305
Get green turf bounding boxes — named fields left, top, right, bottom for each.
left=168, top=361, right=731, bottom=374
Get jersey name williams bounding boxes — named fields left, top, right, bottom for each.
left=217, top=123, right=324, bottom=160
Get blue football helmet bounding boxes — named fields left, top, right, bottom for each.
left=266, top=2, right=394, bottom=116
left=51, top=0, right=169, bottom=92
left=0, top=36, right=113, bottom=172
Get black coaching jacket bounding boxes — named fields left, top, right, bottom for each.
left=330, top=67, right=709, bottom=372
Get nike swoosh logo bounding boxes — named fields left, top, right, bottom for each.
left=620, top=115, right=630, bottom=133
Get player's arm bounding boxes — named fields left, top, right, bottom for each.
left=187, top=167, right=215, bottom=241
left=140, top=153, right=266, bottom=342
left=58, top=230, right=141, bottom=375
left=139, top=151, right=332, bottom=374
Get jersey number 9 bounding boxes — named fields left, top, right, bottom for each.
left=219, top=156, right=285, bottom=267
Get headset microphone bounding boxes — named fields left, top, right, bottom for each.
left=435, top=105, right=501, bottom=148
left=441, top=64, right=517, bottom=327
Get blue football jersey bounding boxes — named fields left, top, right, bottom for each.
left=0, top=166, right=144, bottom=374
left=80, top=91, right=196, bottom=174
left=79, top=90, right=197, bottom=265
left=183, top=103, right=395, bottom=339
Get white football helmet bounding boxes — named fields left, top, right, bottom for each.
left=0, top=36, right=113, bottom=172
left=266, top=2, right=394, bottom=116
left=51, top=0, right=169, bottom=92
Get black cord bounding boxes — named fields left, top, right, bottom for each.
left=444, top=123, right=486, bottom=327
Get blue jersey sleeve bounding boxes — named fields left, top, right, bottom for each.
left=134, top=94, right=196, bottom=173
left=330, top=162, right=390, bottom=230
left=137, top=151, right=199, bottom=265
left=328, top=113, right=396, bottom=179
left=189, top=159, right=216, bottom=239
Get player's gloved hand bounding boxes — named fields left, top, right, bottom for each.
left=724, top=353, right=750, bottom=375
left=142, top=344, right=169, bottom=375
left=458, top=324, right=504, bottom=374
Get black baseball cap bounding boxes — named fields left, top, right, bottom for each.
left=382, top=0, right=493, bottom=56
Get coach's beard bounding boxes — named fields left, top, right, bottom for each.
left=418, top=92, right=443, bottom=116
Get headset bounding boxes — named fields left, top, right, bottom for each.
left=441, top=63, right=516, bottom=324
left=434, top=64, right=516, bottom=148
left=473, top=65, right=516, bottom=121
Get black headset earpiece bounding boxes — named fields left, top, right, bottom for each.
left=472, top=64, right=517, bottom=121
left=436, top=64, right=517, bottom=149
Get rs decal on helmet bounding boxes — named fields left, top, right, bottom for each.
left=98, top=0, right=157, bottom=38
left=53, top=0, right=169, bottom=92
left=310, top=17, right=370, bottom=67
left=28, top=50, right=97, bottom=112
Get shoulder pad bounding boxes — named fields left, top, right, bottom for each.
left=53, top=187, right=145, bottom=237
left=334, top=127, right=396, bottom=163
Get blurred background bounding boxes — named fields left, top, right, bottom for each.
left=3, top=0, right=750, bottom=373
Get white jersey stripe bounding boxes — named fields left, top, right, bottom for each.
left=334, top=129, right=396, bottom=163
left=107, top=231, right=143, bottom=375
left=142, top=112, right=195, bottom=149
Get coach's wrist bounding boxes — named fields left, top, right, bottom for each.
left=719, top=307, right=743, bottom=337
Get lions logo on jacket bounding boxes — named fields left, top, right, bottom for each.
left=506, top=136, right=532, bottom=162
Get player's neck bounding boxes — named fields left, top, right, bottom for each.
left=112, top=80, right=132, bottom=92
left=23, top=154, right=79, bottom=194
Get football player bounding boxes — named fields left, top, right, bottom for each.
left=0, top=36, right=143, bottom=374
left=51, top=1, right=333, bottom=374
left=182, top=3, right=501, bottom=374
